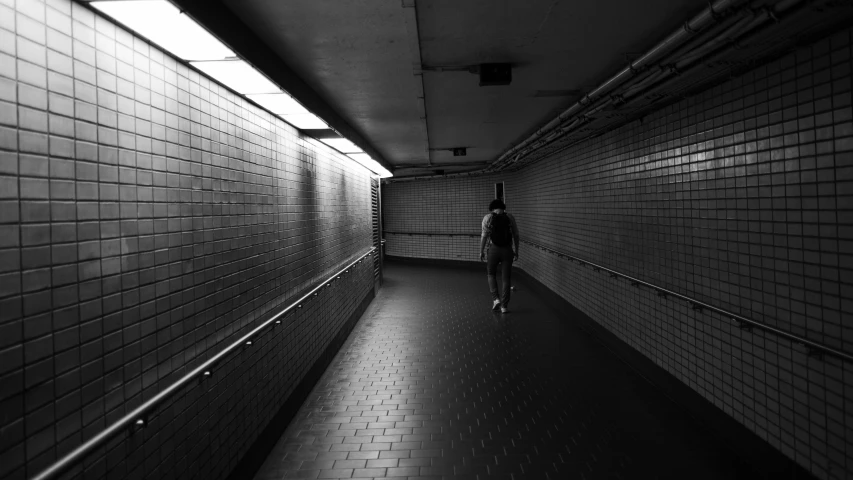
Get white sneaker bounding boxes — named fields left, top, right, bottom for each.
left=492, top=299, right=501, bottom=310
left=501, top=307, right=508, bottom=313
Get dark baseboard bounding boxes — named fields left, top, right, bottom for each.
left=227, top=288, right=376, bottom=480
left=513, top=267, right=814, bottom=480
left=385, top=255, right=482, bottom=270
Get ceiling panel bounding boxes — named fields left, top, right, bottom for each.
left=217, top=0, right=728, bottom=176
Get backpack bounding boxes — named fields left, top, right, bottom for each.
left=489, top=213, right=512, bottom=247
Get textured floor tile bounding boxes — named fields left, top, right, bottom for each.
left=255, top=262, right=773, bottom=480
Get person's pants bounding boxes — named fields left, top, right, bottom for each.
left=486, top=245, right=513, bottom=307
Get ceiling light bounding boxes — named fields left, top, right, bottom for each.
left=246, top=93, right=310, bottom=116
left=282, top=114, right=328, bottom=129
left=348, top=153, right=393, bottom=178
left=191, top=60, right=279, bottom=94
left=321, top=138, right=363, bottom=154
left=90, top=1, right=234, bottom=61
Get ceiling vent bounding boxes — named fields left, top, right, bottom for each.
left=479, top=63, right=512, bottom=86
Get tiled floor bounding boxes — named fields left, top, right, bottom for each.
left=253, top=261, right=765, bottom=480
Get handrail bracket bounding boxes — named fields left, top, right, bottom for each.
left=734, top=318, right=752, bottom=332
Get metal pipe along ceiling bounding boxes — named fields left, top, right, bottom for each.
left=387, top=0, right=834, bottom=181
left=488, top=0, right=815, bottom=172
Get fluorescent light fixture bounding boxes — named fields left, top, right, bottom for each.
left=321, top=138, right=363, bottom=154
left=90, top=1, right=234, bottom=61
left=282, top=114, right=328, bottom=129
left=246, top=93, right=310, bottom=116
left=191, top=60, right=279, bottom=94
left=348, top=153, right=393, bottom=178
left=90, top=1, right=382, bottom=174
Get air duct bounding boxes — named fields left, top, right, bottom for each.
left=489, top=0, right=749, bottom=171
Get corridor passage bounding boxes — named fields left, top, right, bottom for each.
left=253, top=262, right=769, bottom=480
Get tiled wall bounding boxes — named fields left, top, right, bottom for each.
left=383, top=174, right=510, bottom=260
left=0, top=0, right=378, bottom=478
left=384, top=28, right=853, bottom=479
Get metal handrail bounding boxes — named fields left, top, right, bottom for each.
left=522, top=239, right=853, bottom=364
left=31, top=247, right=379, bottom=480
left=384, top=231, right=480, bottom=237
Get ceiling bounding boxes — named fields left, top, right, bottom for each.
left=414, top=0, right=703, bottom=169
left=179, top=0, right=852, bottom=178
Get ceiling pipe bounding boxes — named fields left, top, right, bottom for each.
left=506, top=0, right=817, bottom=171
left=669, top=9, right=762, bottom=68
left=622, top=67, right=668, bottom=95
left=620, top=0, right=811, bottom=106
left=613, top=8, right=748, bottom=98
left=615, top=11, right=760, bottom=103
left=650, top=0, right=802, bottom=71
left=649, top=9, right=748, bottom=67
left=489, top=0, right=748, bottom=171
left=494, top=0, right=812, bottom=171
left=605, top=0, right=807, bottom=105
left=393, top=0, right=817, bottom=181
left=170, top=0, right=395, bottom=174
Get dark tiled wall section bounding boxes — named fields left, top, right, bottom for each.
left=383, top=174, right=511, bottom=261
left=0, top=0, right=377, bottom=478
left=384, top=30, right=853, bottom=479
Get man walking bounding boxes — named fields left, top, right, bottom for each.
left=479, top=199, right=519, bottom=313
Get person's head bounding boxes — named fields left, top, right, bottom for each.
left=489, top=199, right=506, bottom=214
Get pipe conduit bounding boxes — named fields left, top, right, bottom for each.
left=489, top=0, right=814, bottom=171
left=523, top=0, right=823, bottom=170
left=652, top=10, right=747, bottom=67
left=616, top=11, right=759, bottom=102
left=488, top=0, right=748, bottom=171
left=614, top=0, right=817, bottom=115
left=671, top=10, right=762, bottom=68
left=392, top=0, right=834, bottom=180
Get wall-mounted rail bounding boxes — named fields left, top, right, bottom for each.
left=384, top=231, right=480, bottom=238
left=31, top=247, right=379, bottom=480
left=521, top=239, right=852, bottom=364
